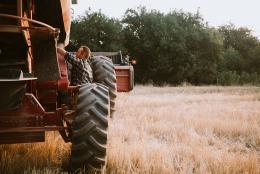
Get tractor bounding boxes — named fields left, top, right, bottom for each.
left=92, top=51, right=135, bottom=92
left=0, top=0, right=120, bottom=171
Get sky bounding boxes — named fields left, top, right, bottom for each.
left=72, top=0, right=260, bottom=38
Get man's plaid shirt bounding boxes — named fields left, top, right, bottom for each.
left=65, top=52, right=93, bottom=85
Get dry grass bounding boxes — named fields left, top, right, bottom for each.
left=0, top=132, right=70, bottom=174
left=1, top=86, right=260, bottom=174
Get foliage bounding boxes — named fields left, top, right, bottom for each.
left=218, top=24, right=260, bottom=74
left=121, top=7, right=223, bottom=85
left=217, top=71, right=240, bottom=85
left=69, top=8, right=260, bottom=85
left=217, top=71, right=260, bottom=85
left=68, top=10, right=124, bottom=52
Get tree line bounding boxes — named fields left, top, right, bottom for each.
left=68, top=7, right=260, bottom=85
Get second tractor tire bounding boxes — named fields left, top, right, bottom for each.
left=91, top=56, right=117, bottom=116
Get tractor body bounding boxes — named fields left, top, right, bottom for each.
left=0, top=0, right=115, bottom=170
left=0, top=0, right=75, bottom=144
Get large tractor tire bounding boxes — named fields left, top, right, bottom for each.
left=71, top=83, right=109, bottom=171
left=91, top=56, right=117, bottom=116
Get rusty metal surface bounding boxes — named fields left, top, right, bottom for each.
left=45, top=107, right=74, bottom=143
left=57, top=50, right=69, bottom=91
left=0, top=32, right=28, bottom=72
left=0, top=126, right=66, bottom=133
left=115, top=66, right=134, bottom=92
left=0, top=80, right=26, bottom=111
left=0, top=14, right=57, bottom=31
left=0, top=25, right=56, bottom=33
left=31, top=29, right=61, bottom=81
left=37, top=89, right=57, bottom=103
left=35, top=40, right=69, bottom=95
left=34, top=0, right=71, bottom=45
left=0, top=93, right=75, bottom=144
left=60, top=0, right=71, bottom=46
left=44, top=111, right=61, bottom=126
left=0, top=1, right=17, bottom=25
left=0, top=94, right=45, bottom=129
left=0, top=132, right=45, bottom=144
left=0, top=0, right=74, bottom=144
left=0, top=93, right=45, bottom=144
left=36, top=81, right=58, bottom=111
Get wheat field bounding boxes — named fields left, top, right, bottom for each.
left=0, top=86, right=260, bottom=174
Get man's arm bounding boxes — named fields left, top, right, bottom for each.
left=57, top=47, right=67, bottom=57
left=57, top=47, right=81, bottom=66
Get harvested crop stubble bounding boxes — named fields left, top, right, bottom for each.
left=0, top=86, right=259, bottom=174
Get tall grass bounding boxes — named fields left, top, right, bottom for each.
left=0, top=86, right=260, bottom=173
left=106, top=86, right=260, bottom=174
left=0, top=132, right=70, bottom=174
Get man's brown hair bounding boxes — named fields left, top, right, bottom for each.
left=81, top=46, right=91, bottom=59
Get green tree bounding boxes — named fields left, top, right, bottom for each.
left=122, top=7, right=223, bottom=84
left=68, top=8, right=260, bottom=85
left=69, top=10, right=124, bottom=51
left=219, top=24, right=260, bottom=73
left=219, top=47, right=242, bottom=72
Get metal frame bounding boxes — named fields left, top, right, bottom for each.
left=0, top=0, right=76, bottom=144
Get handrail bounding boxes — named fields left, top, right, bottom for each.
left=0, top=13, right=57, bottom=32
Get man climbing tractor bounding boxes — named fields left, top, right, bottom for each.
left=0, top=0, right=117, bottom=172
left=57, top=46, right=93, bottom=85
